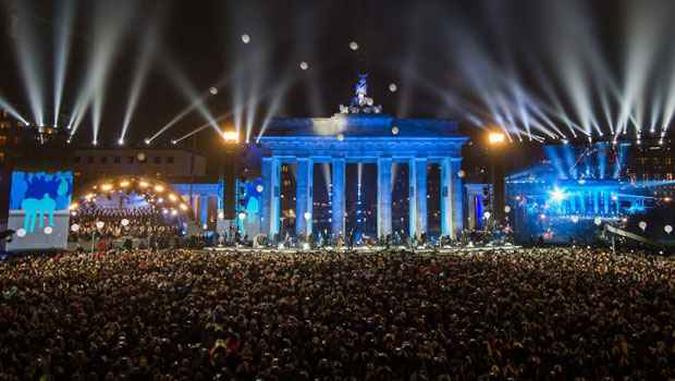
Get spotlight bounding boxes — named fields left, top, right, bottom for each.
left=209, top=87, right=218, bottom=95
left=171, top=139, right=177, bottom=145
left=349, top=41, right=359, bottom=51
left=92, top=140, right=98, bottom=146
left=241, top=33, right=251, bottom=44
left=118, top=138, right=125, bottom=146
left=144, top=138, right=151, bottom=145
left=299, top=61, right=309, bottom=71
left=388, top=83, right=398, bottom=93
left=337, top=133, right=345, bottom=141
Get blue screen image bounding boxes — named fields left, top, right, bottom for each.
left=9, top=171, right=73, bottom=234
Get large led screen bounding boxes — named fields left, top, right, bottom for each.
left=6, top=171, right=73, bottom=251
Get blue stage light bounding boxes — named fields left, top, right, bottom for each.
left=550, top=187, right=567, bottom=202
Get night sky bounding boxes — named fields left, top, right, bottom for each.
left=0, top=0, right=672, bottom=150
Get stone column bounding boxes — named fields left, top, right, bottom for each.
left=409, top=158, right=428, bottom=238
left=199, top=194, right=209, bottom=228
left=451, top=158, right=464, bottom=233
left=377, top=157, right=392, bottom=239
left=261, top=157, right=281, bottom=239
left=295, top=158, right=314, bottom=237
left=440, top=157, right=454, bottom=238
left=331, top=158, right=346, bottom=237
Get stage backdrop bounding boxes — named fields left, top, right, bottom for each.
left=6, top=170, right=73, bottom=251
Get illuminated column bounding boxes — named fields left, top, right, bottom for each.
left=377, top=157, right=393, bottom=239
left=603, top=192, right=610, bottom=215
left=261, top=157, right=281, bottom=238
left=200, top=194, right=209, bottom=228
left=331, top=158, right=346, bottom=237
left=579, top=193, right=586, bottom=215
left=409, top=158, right=428, bottom=238
left=569, top=193, right=577, bottom=213
left=593, top=191, right=600, bottom=215
left=452, top=158, right=464, bottom=233
left=295, top=158, right=314, bottom=237
left=441, top=158, right=464, bottom=237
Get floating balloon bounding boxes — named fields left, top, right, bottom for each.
left=44, top=226, right=53, bottom=235
left=639, top=221, right=647, bottom=231
left=71, top=224, right=80, bottom=232
left=594, top=217, right=602, bottom=226
left=504, top=205, right=511, bottom=213
left=665, top=225, right=673, bottom=234
left=16, top=228, right=26, bottom=238
left=95, top=221, right=105, bottom=229
left=121, top=218, right=130, bottom=227
left=570, top=215, right=579, bottom=223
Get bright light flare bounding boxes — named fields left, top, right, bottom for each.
left=120, top=19, right=159, bottom=144
left=487, top=131, right=506, bottom=145
left=222, top=130, right=240, bottom=143
left=549, top=187, right=567, bottom=202
left=11, top=1, right=45, bottom=126
left=0, top=96, right=29, bottom=125
left=53, top=0, right=75, bottom=127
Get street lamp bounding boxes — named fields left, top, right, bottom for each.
left=222, top=130, right=240, bottom=144
left=221, top=127, right=241, bottom=222
left=486, top=130, right=507, bottom=226
left=488, top=131, right=506, bottom=145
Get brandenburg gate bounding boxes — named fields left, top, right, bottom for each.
left=257, top=76, right=467, bottom=239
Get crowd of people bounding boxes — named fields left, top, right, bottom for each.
left=0, top=247, right=673, bottom=379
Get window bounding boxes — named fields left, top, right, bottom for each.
left=74, top=156, right=81, bottom=163
left=154, top=156, right=161, bottom=164
left=114, top=156, right=121, bottom=164
left=128, top=156, right=134, bottom=164
left=87, top=156, right=94, bottom=164
left=167, top=156, right=174, bottom=164
left=100, top=157, right=108, bottom=164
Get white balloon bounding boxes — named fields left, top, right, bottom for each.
left=594, top=217, right=602, bottom=226
left=95, top=221, right=105, bottom=229
left=71, top=224, right=80, bottom=232
left=504, top=205, right=511, bottom=213
left=571, top=215, right=579, bottom=223
left=665, top=225, right=673, bottom=234
left=121, top=218, right=130, bottom=227
left=44, top=226, right=53, bottom=235
left=639, top=221, right=647, bottom=231
left=483, top=211, right=491, bottom=220
left=16, top=228, right=26, bottom=238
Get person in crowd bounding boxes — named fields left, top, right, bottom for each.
left=0, top=247, right=673, bottom=379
